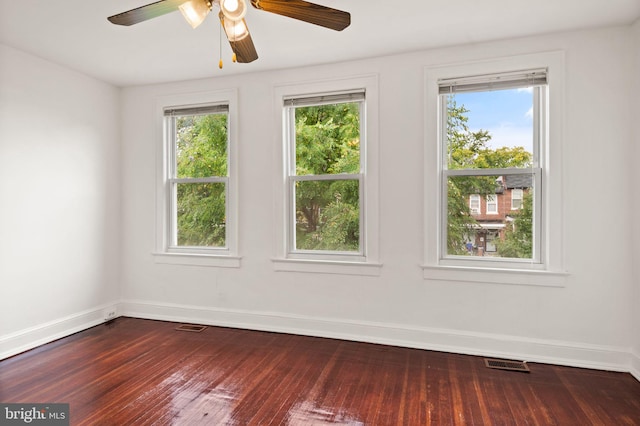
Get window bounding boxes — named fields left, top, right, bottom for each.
left=486, top=194, right=498, bottom=214
left=273, top=75, right=380, bottom=275
left=154, top=90, right=239, bottom=267
left=285, top=92, right=364, bottom=257
left=511, top=188, right=523, bottom=210
left=424, top=52, right=566, bottom=285
left=469, top=194, right=481, bottom=214
left=165, top=104, right=229, bottom=249
left=440, top=70, right=544, bottom=261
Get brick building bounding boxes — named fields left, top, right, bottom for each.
left=466, top=174, right=532, bottom=255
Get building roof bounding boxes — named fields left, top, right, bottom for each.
left=504, top=174, right=533, bottom=189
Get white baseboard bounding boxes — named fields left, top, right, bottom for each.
left=3, top=299, right=636, bottom=381
left=0, top=302, right=119, bottom=360
left=631, top=350, right=640, bottom=382
left=120, top=299, right=635, bottom=375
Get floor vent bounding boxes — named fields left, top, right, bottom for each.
left=175, top=324, right=207, bottom=333
left=484, top=358, right=530, bottom=372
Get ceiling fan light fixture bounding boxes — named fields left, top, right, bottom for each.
left=222, top=16, right=249, bottom=40
left=179, top=0, right=211, bottom=28
left=220, top=0, right=247, bottom=21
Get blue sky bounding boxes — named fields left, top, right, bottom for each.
left=453, top=88, right=533, bottom=153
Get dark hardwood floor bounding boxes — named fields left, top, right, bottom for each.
left=1, top=317, right=639, bottom=425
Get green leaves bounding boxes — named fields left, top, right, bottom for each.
left=293, top=103, right=361, bottom=251
left=174, top=113, right=228, bottom=247
left=295, top=103, right=360, bottom=175
left=176, top=114, right=228, bottom=179
left=496, top=192, right=533, bottom=258
left=176, top=182, right=226, bottom=247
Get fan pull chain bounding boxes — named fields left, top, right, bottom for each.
left=219, top=22, right=223, bottom=69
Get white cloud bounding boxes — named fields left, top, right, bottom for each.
left=517, top=87, right=534, bottom=94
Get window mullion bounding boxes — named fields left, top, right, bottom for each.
left=359, top=173, right=365, bottom=256
left=533, top=86, right=542, bottom=168
left=167, top=117, right=177, bottom=248
left=533, top=166, right=543, bottom=263
left=287, top=107, right=297, bottom=176
left=288, top=175, right=297, bottom=253
left=171, top=177, right=227, bottom=184
left=446, top=168, right=540, bottom=177
left=169, top=181, right=177, bottom=247
left=292, top=173, right=360, bottom=182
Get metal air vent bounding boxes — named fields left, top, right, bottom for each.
left=175, top=324, right=207, bottom=332
left=484, top=358, right=530, bottom=372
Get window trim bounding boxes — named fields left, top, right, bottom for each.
left=272, top=75, right=381, bottom=275
left=153, top=89, right=240, bottom=268
left=423, top=52, right=567, bottom=285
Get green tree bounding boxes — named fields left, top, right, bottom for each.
left=294, top=102, right=361, bottom=251
left=175, top=113, right=228, bottom=247
left=496, top=191, right=533, bottom=258
left=446, top=99, right=496, bottom=254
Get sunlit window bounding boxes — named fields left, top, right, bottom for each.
left=439, top=70, right=546, bottom=261
left=165, top=104, right=230, bottom=251
left=283, top=93, right=364, bottom=257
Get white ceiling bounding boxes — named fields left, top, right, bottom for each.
left=1, top=0, right=639, bottom=87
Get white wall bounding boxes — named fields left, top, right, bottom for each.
left=118, top=24, right=638, bottom=373
left=0, top=44, right=121, bottom=358
left=631, top=19, right=640, bottom=380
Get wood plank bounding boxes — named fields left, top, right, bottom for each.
left=1, top=317, right=639, bottom=425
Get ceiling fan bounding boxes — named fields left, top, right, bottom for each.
left=108, top=0, right=351, bottom=64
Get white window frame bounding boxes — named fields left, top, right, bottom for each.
left=440, top=76, right=544, bottom=265
left=153, top=89, right=240, bottom=268
left=423, top=52, right=567, bottom=286
left=486, top=194, right=498, bottom=214
left=272, top=75, right=381, bottom=276
left=469, top=194, right=481, bottom=214
left=511, top=188, right=524, bottom=210
left=285, top=92, right=365, bottom=260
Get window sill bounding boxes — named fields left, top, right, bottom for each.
left=422, top=264, right=568, bottom=287
left=153, top=252, right=241, bottom=268
left=272, top=258, right=382, bottom=276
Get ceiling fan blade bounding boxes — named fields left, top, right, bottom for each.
left=219, top=14, right=259, bottom=63
left=250, top=0, right=350, bottom=31
left=108, top=0, right=189, bottom=26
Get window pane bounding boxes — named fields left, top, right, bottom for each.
left=511, top=188, right=524, bottom=209
left=469, top=194, right=480, bottom=214
left=294, top=179, right=359, bottom=252
left=446, top=88, right=533, bottom=170
left=486, top=194, right=498, bottom=214
left=447, top=175, right=533, bottom=259
left=294, top=103, right=360, bottom=175
left=175, top=113, right=228, bottom=179
left=176, top=182, right=226, bottom=247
